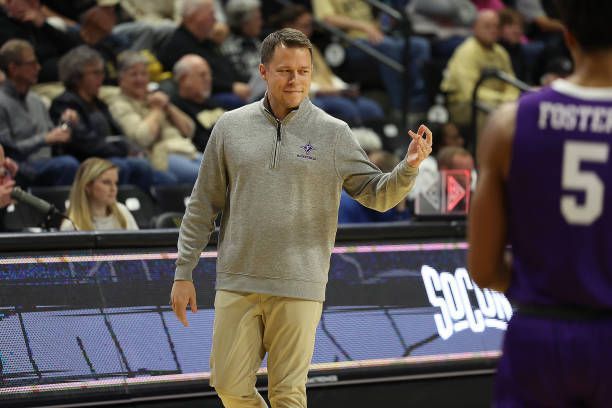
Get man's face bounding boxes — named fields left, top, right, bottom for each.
left=242, top=8, right=263, bottom=38
left=10, top=47, right=40, bottom=87
left=474, top=13, right=500, bottom=48
left=189, top=4, right=216, bottom=41
left=180, top=59, right=212, bottom=101
left=259, top=45, right=312, bottom=114
left=5, top=0, right=30, bottom=20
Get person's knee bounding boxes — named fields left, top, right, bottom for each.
left=268, top=384, right=306, bottom=408
left=215, top=385, right=265, bottom=407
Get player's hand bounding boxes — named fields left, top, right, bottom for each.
left=406, top=124, right=433, bottom=168
left=170, top=280, right=197, bottom=327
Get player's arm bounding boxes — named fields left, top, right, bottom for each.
left=468, top=103, right=516, bottom=292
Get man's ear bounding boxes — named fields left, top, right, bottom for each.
left=259, top=63, right=267, bottom=81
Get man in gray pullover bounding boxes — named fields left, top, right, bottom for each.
left=171, top=28, right=433, bottom=408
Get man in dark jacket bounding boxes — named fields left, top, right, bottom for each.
left=158, top=0, right=251, bottom=110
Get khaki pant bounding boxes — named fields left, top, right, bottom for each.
left=210, top=290, right=323, bottom=408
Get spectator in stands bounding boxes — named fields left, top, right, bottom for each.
left=220, top=0, right=262, bottom=83
left=172, top=54, right=225, bottom=152
left=0, top=0, right=82, bottom=82
left=441, top=10, right=520, bottom=127
left=0, top=39, right=79, bottom=186
left=51, top=45, right=176, bottom=190
left=158, top=0, right=252, bottom=109
left=498, top=8, right=530, bottom=83
left=312, top=0, right=431, bottom=113
left=60, top=157, right=138, bottom=231
left=338, top=150, right=411, bottom=223
left=515, top=0, right=564, bottom=38
left=273, top=4, right=385, bottom=127
left=0, top=69, right=5, bottom=84
left=66, top=4, right=127, bottom=85
left=109, top=51, right=200, bottom=184
left=437, top=145, right=474, bottom=171
left=437, top=145, right=476, bottom=191
left=0, top=144, right=17, bottom=209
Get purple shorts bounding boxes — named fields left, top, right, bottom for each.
left=495, top=313, right=612, bottom=407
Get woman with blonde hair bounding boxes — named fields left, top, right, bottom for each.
left=61, top=158, right=139, bottom=231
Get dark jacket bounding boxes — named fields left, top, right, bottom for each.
left=49, top=90, right=130, bottom=161
left=0, top=8, right=82, bottom=82
left=158, top=25, right=240, bottom=94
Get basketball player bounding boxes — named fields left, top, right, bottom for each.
left=468, top=0, right=612, bottom=406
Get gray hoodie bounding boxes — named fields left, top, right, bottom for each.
left=175, top=97, right=418, bottom=301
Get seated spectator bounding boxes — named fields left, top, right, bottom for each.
left=441, top=10, right=520, bottom=127
left=51, top=45, right=176, bottom=191
left=158, top=0, right=251, bottom=109
left=437, top=145, right=476, bottom=190
left=498, top=8, right=527, bottom=78
left=272, top=4, right=384, bottom=127
left=220, top=0, right=262, bottom=83
left=437, top=145, right=474, bottom=171
left=0, top=144, right=17, bottom=209
left=109, top=51, right=201, bottom=184
left=312, top=0, right=432, bottom=113
left=172, top=54, right=225, bottom=152
left=0, top=0, right=82, bottom=82
left=67, top=5, right=128, bottom=85
left=338, top=150, right=411, bottom=223
left=60, top=157, right=138, bottom=231
left=0, top=39, right=79, bottom=186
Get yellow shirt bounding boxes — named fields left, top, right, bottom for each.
left=441, top=36, right=520, bottom=104
left=312, top=0, right=374, bottom=39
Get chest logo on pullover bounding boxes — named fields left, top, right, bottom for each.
left=298, top=142, right=317, bottom=161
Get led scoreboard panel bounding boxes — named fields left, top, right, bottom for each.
left=0, top=226, right=508, bottom=404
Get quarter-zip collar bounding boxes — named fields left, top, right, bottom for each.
left=259, top=92, right=307, bottom=126
left=260, top=94, right=310, bottom=169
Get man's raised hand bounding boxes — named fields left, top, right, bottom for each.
left=406, top=124, right=433, bottom=168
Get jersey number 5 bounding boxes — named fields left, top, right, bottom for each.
left=561, top=141, right=609, bottom=225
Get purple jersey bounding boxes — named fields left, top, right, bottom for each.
left=506, top=79, right=612, bottom=309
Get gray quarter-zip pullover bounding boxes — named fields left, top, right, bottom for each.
left=175, top=97, right=418, bottom=301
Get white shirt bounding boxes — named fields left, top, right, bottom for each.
left=60, top=203, right=139, bottom=231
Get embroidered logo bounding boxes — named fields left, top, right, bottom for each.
left=297, top=142, right=317, bottom=160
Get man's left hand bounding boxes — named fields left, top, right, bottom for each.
left=406, top=124, right=433, bottom=168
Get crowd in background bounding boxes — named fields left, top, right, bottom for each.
left=0, top=0, right=572, bottom=230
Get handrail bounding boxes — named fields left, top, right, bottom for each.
left=469, top=68, right=532, bottom=156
